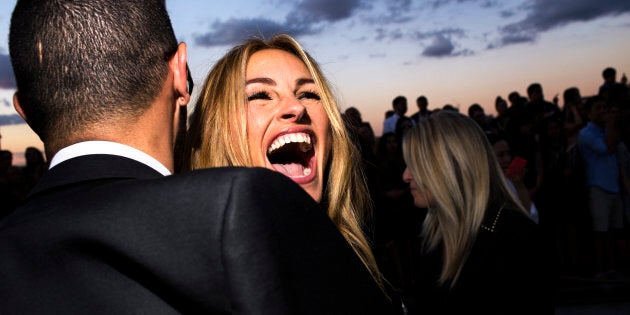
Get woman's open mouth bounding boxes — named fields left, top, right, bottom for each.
left=266, top=132, right=316, bottom=181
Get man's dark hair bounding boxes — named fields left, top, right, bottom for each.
left=467, top=103, right=483, bottom=117
left=10, top=0, right=178, bottom=144
left=527, top=83, right=542, bottom=96
left=392, top=96, right=406, bottom=108
left=508, top=91, right=520, bottom=103
left=416, top=96, right=427, bottom=106
left=602, top=67, right=616, bottom=79
left=562, top=87, right=581, bottom=105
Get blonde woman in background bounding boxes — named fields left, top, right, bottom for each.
left=400, top=111, right=552, bottom=315
left=183, top=34, right=394, bottom=308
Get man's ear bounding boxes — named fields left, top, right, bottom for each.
left=171, top=42, right=190, bottom=107
left=13, top=92, right=28, bottom=123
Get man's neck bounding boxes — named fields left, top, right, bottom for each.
left=57, top=120, right=174, bottom=173
left=48, top=141, right=171, bottom=175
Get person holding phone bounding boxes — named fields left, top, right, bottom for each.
left=488, top=133, right=539, bottom=223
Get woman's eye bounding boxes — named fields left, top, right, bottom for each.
left=247, top=91, right=271, bottom=101
left=298, top=91, right=321, bottom=101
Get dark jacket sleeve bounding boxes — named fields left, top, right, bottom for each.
left=221, top=167, right=396, bottom=314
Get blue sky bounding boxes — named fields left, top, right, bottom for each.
left=1, top=0, right=630, bottom=162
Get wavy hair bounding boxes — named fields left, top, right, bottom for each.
left=183, top=34, right=383, bottom=290
left=402, top=111, right=528, bottom=287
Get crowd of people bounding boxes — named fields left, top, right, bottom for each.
left=342, top=67, right=630, bottom=308
left=1, top=0, right=628, bottom=314
left=0, top=146, right=47, bottom=218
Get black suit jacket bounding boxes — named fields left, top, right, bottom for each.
left=404, top=203, right=553, bottom=315
left=0, top=155, right=395, bottom=314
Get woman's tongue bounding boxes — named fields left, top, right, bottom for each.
left=273, top=163, right=311, bottom=178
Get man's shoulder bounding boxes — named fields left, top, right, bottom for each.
left=167, top=167, right=313, bottom=207
left=2, top=167, right=303, bottom=228
left=185, top=166, right=278, bottom=177
left=173, top=167, right=294, bottom=190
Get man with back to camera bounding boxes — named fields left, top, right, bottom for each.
left=0, top=1, right=395, bottom=314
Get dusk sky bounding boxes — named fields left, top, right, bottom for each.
left=1, top=0, right=630, bottom=164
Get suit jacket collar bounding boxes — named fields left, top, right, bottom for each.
left=29, top=154, right=164, bottom=198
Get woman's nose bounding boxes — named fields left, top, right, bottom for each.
left=279, top=96, right=306, bottom=122
left=402, top=167, right=412, bottom=183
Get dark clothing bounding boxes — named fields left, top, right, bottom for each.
left=0, top=155, right=396, bottom=314
left=403, top=203, right=553, bottom=315
left=410, top=111, right=431, bottom=124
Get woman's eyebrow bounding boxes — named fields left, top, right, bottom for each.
left=245, top=77, right=314, bottom=87
left=296, top=78, right=315, bottom=87
left=245, top=77, right=276, bottom=85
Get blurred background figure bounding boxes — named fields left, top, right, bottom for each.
left=383, top=96, right=409, bottom=135
left=578, top=95, right=625, bottom=279
left=22, top=146, right=47, bottom=191
left=0, top=150, right=28, bottom=219
left=400, top=111, right=552, bottom=314
left=410, top=95, right=431, bottom=124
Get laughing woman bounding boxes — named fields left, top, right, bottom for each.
left=183, top=34, right=391, bottom=303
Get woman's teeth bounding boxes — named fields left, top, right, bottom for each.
left=268, top=132, right=312, bottom=154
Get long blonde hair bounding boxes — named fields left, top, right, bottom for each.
left=402, top=111, right=528, bottom=287
left=183, top=34, right=383, bottom=289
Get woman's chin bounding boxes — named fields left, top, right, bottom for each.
left=298, top=182, right=322, bottom=202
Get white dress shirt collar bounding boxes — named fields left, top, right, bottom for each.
left=49, top=141, right=171, bottom=176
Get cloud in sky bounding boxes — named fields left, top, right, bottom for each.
left=0, top=53, right=16, bottom=90
left=3, top=0, right=629, bottom=72
left=428, top=0, right=494, bottom=10
left=192, top=0, right=630, bottom=59
left=412, top=28, right=472, bottom=57
left=495, top=0, right=630, bottom=48
left=195, top=0, right=364, bottom=46
left=194, top=18, right=311, bottom=46
left=422, top=35, right=455, bottom=57
left=288, top=0, right=363, bottom=23
left=361, top=0, right=414, bottom=25
left=0, top=97, right=21, bottom=127
left=194, top=0, right=422, bottom=47
left=0, top=113, right=24, bottom=127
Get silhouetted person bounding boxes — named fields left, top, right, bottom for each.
left=526, top=83, right=560, bottom=126
left=0, top=150, right=27, bottom=218
left=22, top=146, right=47, bottom=190
left=383, top=96, right=409, bottom=135
left=493, top=96, right=510, bottom=136
left=599, top=67, right=618, bottom=95
left=467, top=103, right=494, bottom=134
left=410, top=95, right=431, bottom=123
